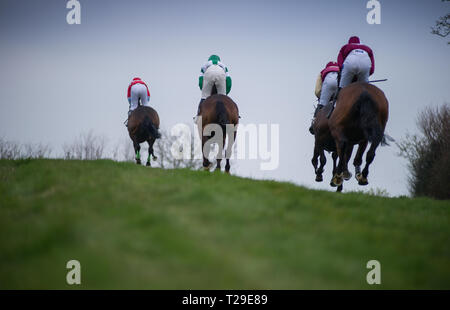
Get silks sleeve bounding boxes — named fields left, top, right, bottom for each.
left=314, top=73, right=322, bottom=99
left=226, top=76, right=232, bottom=94
left=199, top=76, right=203, bottom=90
left=225, top=67, right=232, bottom=94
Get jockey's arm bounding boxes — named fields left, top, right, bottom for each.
left=315, top=73, right=322, bottom=99
left=225, top=66, right=232, bottom=94
left=369, top=49, right=375, bottom=75
left=337, top=46, right=346, bottom=69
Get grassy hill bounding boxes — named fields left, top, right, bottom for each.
left=0, top=159, right=449, bottom=289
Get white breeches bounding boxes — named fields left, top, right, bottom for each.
left=339, top=49, right=372, bottom=88
left=129, top=83, right=149, bottom=111
left=319, top=72, right=338, bottom=106
left=201, top=65, right=226, bottom=99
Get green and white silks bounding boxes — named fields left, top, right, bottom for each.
left=199, top=59, right=232, bottom=99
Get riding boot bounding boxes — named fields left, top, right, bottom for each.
left=309, top=104, right=324, bottom=135
left=193, top=99, right=205, bottom=122
left=327, top=87, right=342, bottom=119
left=124, top=110, right=132, bottom=127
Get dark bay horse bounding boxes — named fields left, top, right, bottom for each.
left=196, top=94, right=239, bottom=173
left=312, top=103, right=368, bottom=192
left=328, top=82, right=389, bottom=186
left=127, top=106, right=161, bottom=166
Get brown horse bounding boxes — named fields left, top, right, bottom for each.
left=127, top=106, right=161, bottom=166
left=328, top=82, right=389, bottom=186
left=196, top=94, right=239, bottom=173
left=312, top=103, right=368, bottom=192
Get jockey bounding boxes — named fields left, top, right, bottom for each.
left=194, top=55, right=232, bottom=121
left=309, top=61, right=340, bottom=134
left=337, top=36, right=375, bottom=88
left=127, top=77, right=150, bottom=115
left=125, top=77, right=150, bottom=126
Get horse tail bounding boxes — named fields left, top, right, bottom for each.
left=381, top=133, right=395, bottom=146
left=216, top=100, right=229, bottom=127
left=357, top=91, right=384, bottom=145
left=143, top=115, right=161, bottom=139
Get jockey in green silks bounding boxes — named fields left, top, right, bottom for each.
left=194, top=55, right=232, bottom=120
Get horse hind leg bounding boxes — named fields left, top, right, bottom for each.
left=316, top=149, right=326, bottom=182
left=216, top=158, right=222, bottom=171
left=330, top=151, right=338, bottom=187
left=331, top=137, right=347, bottom=187
left=360, top=142, right=380, bottom=186
left=353, top=141, right=368, bottom=185
left=146, top=138, right=156, bottom=167
left=215, top=126, right=226, bottom=172
left=133, top=141, right=141, bottom=165
left=342, top=144, right=354, bottom=181
left=224, top=127, right=236, bottom=174
left=311, top=144, right=320, bottom=181
left=202, top=135, right=212, bottom=171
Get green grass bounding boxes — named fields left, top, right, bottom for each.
left=0, top=159, right=449, bottom=289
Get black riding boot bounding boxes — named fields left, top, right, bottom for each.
left=309, top=104, right=324, bottom=135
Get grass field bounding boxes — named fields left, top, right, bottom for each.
left=0, top=159, right=449, bottom=289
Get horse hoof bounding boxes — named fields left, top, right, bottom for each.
left=146, top=162, right=151, bottom=167
left=358, top=178, right=369, bottom=186
left=136, top=160, right=141, bottom=165
left=315, top=175, right=323, bottom=182
left=331, top=174, right=343, bottom=187
left=152, top=156, right=158, bottom=161
left=356, top=173, right=368, bottom=185
left=337, top=185, right=343, bottom=192
left=343, top=171, right=352, bottom=181
left=203, top=163, right=213, bottom=171
left=330, top=180, right=337, bottom=187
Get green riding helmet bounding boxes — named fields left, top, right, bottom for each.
left=208, top=54, right=221, bottom=65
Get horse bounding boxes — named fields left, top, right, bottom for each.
left=196, top=94, right=239, bottom=173
left=328, top=82, right=389, bottom=187
left=311, top=103, right=368, bottom=192
left=127, top=105, right=161, bottom=166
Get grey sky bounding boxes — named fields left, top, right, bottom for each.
left=0, top=0, right=449, bottom=196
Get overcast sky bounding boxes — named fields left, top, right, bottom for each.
left=0, top=0, right=449, bottom=196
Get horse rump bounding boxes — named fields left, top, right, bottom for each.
left=215, top=100, right=229, bottom=127
left=355, top=91, right=384, bottom=144
left=142, top=115, right=161, bottom=139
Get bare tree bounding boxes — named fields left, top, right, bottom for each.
left=23, top=143, right=52, bottom=159
left=63, top=131, right=107, bottom=160
left=0, top=138, right=22, bottom=159
left=431, top=1, right=450, bottom=44
left=120, top=137, right=135, bottom=162
left=397, top=103, right=450, bottom=199
left=0, top=138, right=52, bottom=159
left=152, top=130, right=202, bottom=169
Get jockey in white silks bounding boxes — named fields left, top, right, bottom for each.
left=125, top=77, right=150, bottom=126
left=309, top=61, right=340, bottom=134
left=194, top=55, right=232, bottom=121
